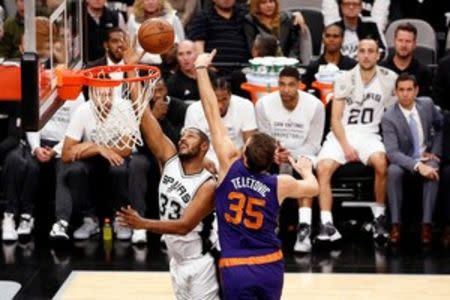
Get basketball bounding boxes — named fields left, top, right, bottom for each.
left=137, top=18, right=175, bottom=54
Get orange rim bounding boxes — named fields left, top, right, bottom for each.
left=81, top=65, right=160, bottom=87
left=56, top=64, right=161, bottom=100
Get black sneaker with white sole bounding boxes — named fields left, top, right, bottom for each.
left=316, top=222, right=342, bottom=242
left=294, top=223, right=312, bottom=253
left=373, top=215, right=389, bottom=240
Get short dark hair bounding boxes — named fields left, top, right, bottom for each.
left=212, top=77, right=231, bottom=93
left=252, top=34, right=279, bottom=57
left=394, top=22, right=417, bottom=39
left=279, top=66, right=300, bottom=81
left=103, top=27, right=126, bottom=43
left=395, top=73, right=418, bottom=89
left=359, top=37, right=380, bottom=49
left=244, top=132, right=276, bottom=173
left=323, top=23, right=344, bottom=37
left=183, top=127, right=210, bottom=146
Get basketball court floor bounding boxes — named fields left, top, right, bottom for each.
left=1, top=229, right=450, bottom=299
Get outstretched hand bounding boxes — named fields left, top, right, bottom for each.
left=288, top=155, right=313, bottom=177
left=116, top=206, right=147, bottom=229
left=194, top=49, right=217, bottom=69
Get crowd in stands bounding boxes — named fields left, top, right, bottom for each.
left=1, top=0, right=450, bottom=254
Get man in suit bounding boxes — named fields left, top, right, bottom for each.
left=381, top=73, right=443, bottom=244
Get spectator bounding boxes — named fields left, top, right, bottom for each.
left=230, top=33, right=279, bottom=98
left=184, top=77, right=257, bottom=173
left=84, top=0, right=126, bottom=63
left=84, top=27, right=130, bottom=101
left=1, top=20, right=84, bottom=241
left=128, top=77, right=187, bottom=243
left=441, top=111, right=450, bottom=246
left=188, top=0, right=250, bottom=76
left=166, top=40, right=201, bottom=102
left=108, top=0, right=134, bottom=22
left=382, top=73, right=442, bottom=244
left=333, top=0, right=387, bottom=60
left=48, top=45, right=141, bottom=241
left=255, top=66, right=324, bottom=253
left=302, top=23, right=357, bottom=90
left=316, top=38, right=397, bottom=244
left=0, top=111, right=23, bottom=241
left=128, top=0, right=185, bottom=65
left=0, top=0, right=24, bottom=59
left=433, top=54, right=450, bottom=112
left=167, top=0, right=199, bottom=27
left=243, top=0, right=300, bottom=58
left=1, top=96, right=85, bottom=242
left=380, top=23, right=432, bottom=97
left=323, top=0, right=390, bottom=31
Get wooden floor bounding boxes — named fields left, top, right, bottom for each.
left=54, top=271, right=450, bottom=300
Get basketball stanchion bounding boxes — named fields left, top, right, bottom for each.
left=56, top=64, right=160, bottom=150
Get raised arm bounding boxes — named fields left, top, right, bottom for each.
left=140, top=107, right=177, bottom=164
left=117, top=179, right=216, bottom=235
left=277, top=156, right=319, bottom=202
left=195, top=51, right=240, bottom=179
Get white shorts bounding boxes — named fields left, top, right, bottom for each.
left=318, top=132, right=385, bottom=165
left=170, top=253, right=219, bottom=300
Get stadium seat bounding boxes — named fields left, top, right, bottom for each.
left=385, top=19, right=437, bottom=65
left=280, top=0, right=323, bottom=11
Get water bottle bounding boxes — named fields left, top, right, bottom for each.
left=103, top=218, right=112, bottom=241
left=103, top=218, right=113, bottom=262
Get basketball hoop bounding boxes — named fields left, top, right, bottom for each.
left=57, top=65, right=160, bottom=150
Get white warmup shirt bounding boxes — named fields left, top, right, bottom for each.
left=184, top=95, right=258, bottom=164
left=255, top=90, right=325, bottom=157
left=26, top=94, right=85, bottom=157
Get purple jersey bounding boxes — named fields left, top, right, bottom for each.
left=216, top=159, right=281, bottom=259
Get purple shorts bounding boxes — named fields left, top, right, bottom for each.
left=220, top=260, right=284, bottom=300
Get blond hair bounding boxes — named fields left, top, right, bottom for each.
left=133, top=0, right=173, bottom=23
left=249, top=0, right=280, bottom=35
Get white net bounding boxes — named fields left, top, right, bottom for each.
left=86, top=66, right=159, bottom=150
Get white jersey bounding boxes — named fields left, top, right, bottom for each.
left=184, top=95, right=257, bottom=165
left=255, top=90, right=325, bottom=157
left=158, top=156, right=216, bottom=262
left=65, top=99, right=136, bottom=143
left=334, top=66, right=397, bottom=135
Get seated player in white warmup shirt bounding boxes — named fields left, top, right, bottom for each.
left=184, top=77, right=257, bottom=173
left=255, top=66, right=325, bottom=253
left=316, top=38, right=397, bottom=244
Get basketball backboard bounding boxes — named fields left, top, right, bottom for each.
left=20, top=0, right=83, bottom=130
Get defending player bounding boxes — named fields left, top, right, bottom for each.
left=194, top=50, right=319, bottom=299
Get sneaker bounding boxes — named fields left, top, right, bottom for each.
left=316, top=222, right=342, bottom=242
left=113, top=219, right=132, bottom=240
left=294, top=223, right=312, bottom=253
left=2, top=213, right=18, bottom=241
left=73, top=217, right=99, bottom=240
left=49, top=220, right=70, bottom=240
left=373, top=215, right=389, bottom=240
left=131, top=229, right=147, bottom=244
left=17, top=214, right=34, bottom=236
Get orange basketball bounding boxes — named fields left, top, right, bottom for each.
left=138, top=18, right=175, bottom=54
